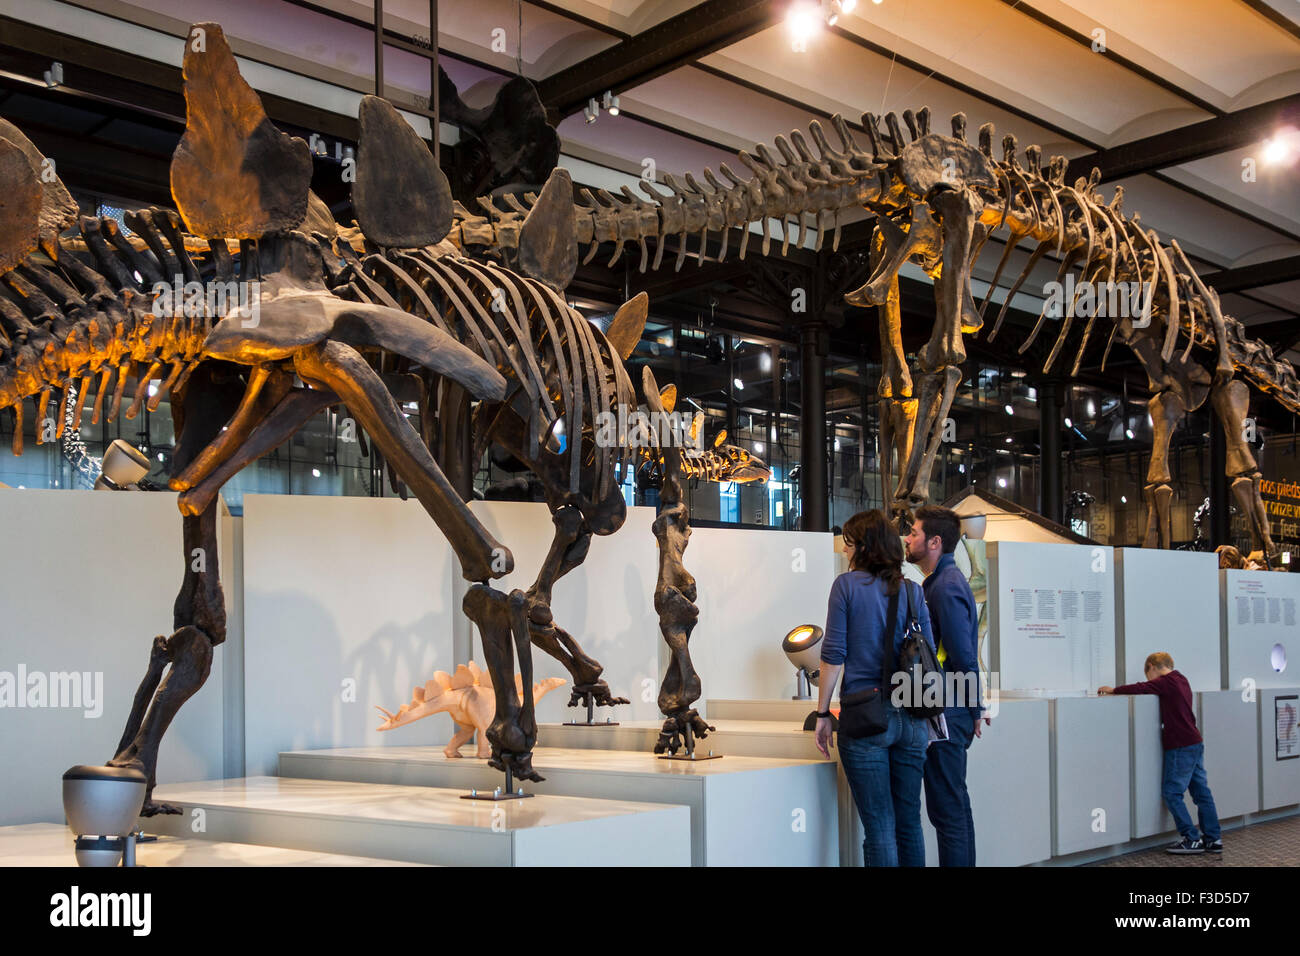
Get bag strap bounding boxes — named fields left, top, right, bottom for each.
left=904, top=579, right=919, bottom=631
left=883, top=583, right=899, bottom=693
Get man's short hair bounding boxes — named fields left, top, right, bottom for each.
left=1145, top=652, right=1174, bottom=672
left=915, top=505, right=962, bottom=554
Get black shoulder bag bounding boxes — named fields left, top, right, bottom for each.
left=837, top=585, right=901, bottom=739
left=896, top=581, right=945, bottom=718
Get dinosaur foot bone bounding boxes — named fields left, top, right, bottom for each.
left=568, top=681, right=630, bottom=710
left=653, top=708, right=715, bottom=756
left=487, top=748, right=544, bottom=784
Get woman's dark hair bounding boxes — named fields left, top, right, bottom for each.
left=841, top=509, right=904, bottom=595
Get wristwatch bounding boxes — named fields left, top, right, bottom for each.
left=815, top=710, right=832, bottom=719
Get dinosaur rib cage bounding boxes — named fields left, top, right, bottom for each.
left=341, top=248, right=637, bottom=502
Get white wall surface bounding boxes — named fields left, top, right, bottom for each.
left=685, top=525, right=837, bottom=708
left=988, top=541, right=1116, bottom=694
left=241, top=494, right=456, bottom=775
left=0, top=489, right=227, bottom=825
left=1115, top=549, right=1221, bottom=690
left=1200, top=690, right=1260, bottom=820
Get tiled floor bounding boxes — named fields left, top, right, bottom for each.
left=1093, top=814, right=1300, bottom=866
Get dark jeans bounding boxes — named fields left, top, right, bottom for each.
left=923, top=707, right=977, bottom=866
left=838, top=707, right=927, bottom=867
left=1163, top=743, right=1221, bottom=842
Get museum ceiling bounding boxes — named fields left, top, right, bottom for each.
left=2, top=0, right=1299, bottom=439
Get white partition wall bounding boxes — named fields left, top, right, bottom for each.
left=241, top=495, right=456, bottom=775
left=467, top=501, right=662, bottom=724
left=1260, top=686, right=1300, bottom=810
left=685, top=526, right=836, bottom=707
left=1223, top=570, right=1299, bottom=691
left=1051, top=697, right=1131, bottom=856
left=0, top=489, right=228, bottom=825
left=1200, top=690, right=1260, bottom=820
left=1115, top=549, right=1220, bottom=689
left=988, top=542, right=1116, bottom=694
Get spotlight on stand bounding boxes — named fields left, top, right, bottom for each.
left=95, top=439, right=151, bottom=490
left=62, top=765, right=152, bottom=866
left=783, top=623, right=824, bottom=699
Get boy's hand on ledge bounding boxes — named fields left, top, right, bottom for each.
left=1097, top=686, right=1114, bottom=696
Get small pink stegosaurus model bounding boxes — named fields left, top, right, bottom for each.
left=376, top=661, right=565, bottom=759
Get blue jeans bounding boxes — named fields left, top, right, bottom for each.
left=1163, top=743, right=1221, bottom=842
left=838, top=707, right=928, bottom=867
left=923, top=708, right=977, bottom=866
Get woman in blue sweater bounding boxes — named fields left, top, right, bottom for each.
left=814, top=509, right=936, bottom=866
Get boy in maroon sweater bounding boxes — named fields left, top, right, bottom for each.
left=1099, top=653, right=1223, bottom=855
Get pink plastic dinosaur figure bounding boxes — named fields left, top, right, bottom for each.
left=376, top=661, right=565, bottom=758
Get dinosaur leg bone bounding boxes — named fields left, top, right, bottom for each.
left=1212, top=377, right=1277, bottom=560
left=899, top=365, right=962, bottom=512
left=294, top=340, right=512, bottom=583
left=1142, top=389, right=1184, bottom=549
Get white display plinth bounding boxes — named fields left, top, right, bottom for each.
left=146, top=777, right=690, bottom=866
left=280, top=745, right=837, bottom=866
left=988, top=541, right=1116, bottom=694
left=1051, top=697, right=1131, bottom=856
left=1222, top=570, right=1299, bottom=692
left=1115, top=549, right=1221, bottom=690
left=1260, top=687, right=1300, bottom=810
left=916, top=699, right=1052, bottom=868
left=1200, top=690, right=1261, bottom=820
left=0, top=822, right=425, bottom=866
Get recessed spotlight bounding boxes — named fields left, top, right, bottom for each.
left=312, top=468, right=321, bottom=478
left=754, top=441, right=765, bottom=454
left=734, top=378, right=744, bottom=390
left=1064, top=416, right=1073, bottom=427
left=997, top=477, right=1007, bottom=488
left=1004, top=436, right=1013, bottom=444
left=1004, top=403, right=1014, bottom=415
left=1121, top=495, right=1127, bottom=504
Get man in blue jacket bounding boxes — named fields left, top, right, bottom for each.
left=905, top=505, right=987, bottom=866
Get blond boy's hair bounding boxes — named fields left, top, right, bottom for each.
left=1144, top=652, right=1175, bottom=673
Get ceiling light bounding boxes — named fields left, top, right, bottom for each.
left=1263, top=135, right=1294, bottom=165
left=1064, top=416, right=1073, bottom=427
left=602, top=91, right=620, bottom=116
left=843, top=0, right=858, bottom=10
left=312, top=468, right=321, bottom=478
left=997, top=477, right=1007, bottom=488
left=754, top=441, right=765, bottom=454
left=958, top=463, right=966, bottom=474
left=1125, top=427, right=1135, bottom=439
left=1004, top=436, right=1013, bottom=443
left=1121, top=495, right=1127, bottom=504
left=786, top=1, right=819, bottom=44
left=1086, top=399, right=1096, bottom=416
left=760, top=352, right=772, bottom=372
left=734, top=377, right=744, bottom=390
left=833, top=437, right=840, bottom=451
left=584, top=98, right=598, bottom=124
left=1004, top=403, right=1014, bottom=415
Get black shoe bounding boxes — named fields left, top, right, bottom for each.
left=1203, top=839, right=1223, bottom=853
left=1166, top=837, right=1205, bottom=855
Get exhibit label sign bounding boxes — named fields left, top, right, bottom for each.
left=1223, top=570, right=1300, bottom=691
left=987, top=541, right=1115, bottom=693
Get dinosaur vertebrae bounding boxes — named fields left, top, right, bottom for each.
left=455, top=113, right=888, bottom=273
left=0, top=208, right=241, bottom=455
left=340, top=245, right=637, bottom=501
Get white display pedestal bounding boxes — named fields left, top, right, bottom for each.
left=145, top=777, right=690, bottom=866
left=1260, top=687, right=1300, bottom=810
left=1222, top=571, right=1300, bottom=691
left=281, top=745, right=837, bottom=866
left=1050, top=697, right=1131, bottom=857
left=0, top=822, right=425, bottom=866
left=705, top=699, right=834, bottom=722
